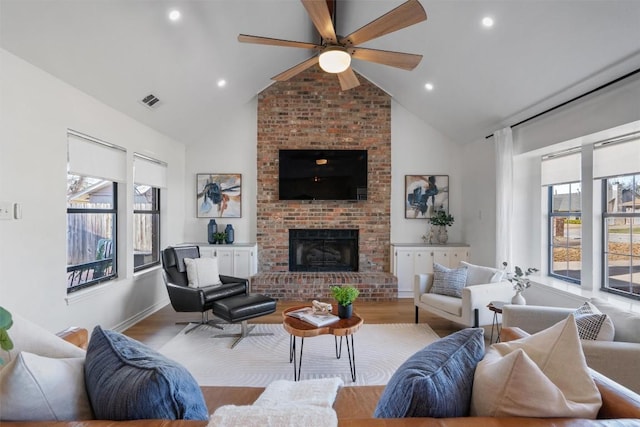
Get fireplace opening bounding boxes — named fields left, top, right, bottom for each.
left=289, top=229, right=358, bottom=272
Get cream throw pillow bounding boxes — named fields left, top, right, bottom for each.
left=0, top=352, right=93, bottom=421
left=184, top=257, right=222, bottom=288
left=471, top=315, right=601, bottom=418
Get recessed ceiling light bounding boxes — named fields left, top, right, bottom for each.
left=168, top=9, right=181, bottom=22
left=217, top=79, right=227, bottom=88
left=482, top=17, right=494, bottom=28
left=424, top=83, right=434, bottom=91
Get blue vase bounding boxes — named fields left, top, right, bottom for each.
left=207, top=219, right=217, bottom=244
left=224, top=224, right=234, bottom=244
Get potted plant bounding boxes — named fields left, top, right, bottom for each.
left=0, top=306, right=14, bottom=365
left=428, top=210, right=454, bottom=244
left=214, top=232, right=226, bottom=244
left=502, top=262, right=539, bottom=305
left=330, top=285, right=360, bottom=319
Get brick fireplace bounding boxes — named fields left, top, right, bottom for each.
left=254, top=66, right=396, bottom=301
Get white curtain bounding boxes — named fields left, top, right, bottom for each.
left=494, top=127, right=513, bottom=269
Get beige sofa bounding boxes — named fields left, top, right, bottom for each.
left=414, top=262, right=514, bottom=327
left=502, top=297, right=640, bottom=394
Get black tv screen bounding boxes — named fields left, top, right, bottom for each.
left=279, top=149, right=367, bottom=201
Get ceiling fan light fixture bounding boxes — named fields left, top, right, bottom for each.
left=319, top=47, right=351, bottom=74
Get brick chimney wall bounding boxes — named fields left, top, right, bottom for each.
left=256, top=66, right=391, bottom=273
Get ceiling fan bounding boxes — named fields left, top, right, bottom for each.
left=238, top=0, right=427, bottom=91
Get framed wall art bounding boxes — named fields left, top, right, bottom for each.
left=405, top=175, right=449, bottom=219
left=196, top=173, right=242, bottom=218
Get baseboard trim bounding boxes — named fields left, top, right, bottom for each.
left=111, top=298, right=169, bottom=333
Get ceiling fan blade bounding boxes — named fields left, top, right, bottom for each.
left=337, top=67, right=360, bottom=91
left=238, top=34, right=321, bottom=50
left=351, top=47, right=423, bottom=71
left=339, top=0, right=427, bottom=47
left=272, top=56, right=320, bottom=81
left=301, top=0, right=338, bottom=44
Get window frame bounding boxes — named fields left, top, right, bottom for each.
left=601, top=175, right=640, bottom=300
left=66, top=178, right=118, bottom=293
left=133, top=184, right=161, bottom=272
left=547, top=184, right=582, bottom=285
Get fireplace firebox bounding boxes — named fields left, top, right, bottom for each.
left=289, top=229, right=358, bottom=272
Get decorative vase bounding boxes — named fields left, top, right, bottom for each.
left=511, top=290, right=526, bottom=305
left=224, top=224, right=234, bottom=244
left=207, top=219, right=217, bottom=244
left=338, top=304, right=352, bottom=319
left=437, top=226, right=449, bottom=244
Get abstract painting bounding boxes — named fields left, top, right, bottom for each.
left=196, top=173, right=241, bottom=218
left=405, top=175, right=449, bottom=219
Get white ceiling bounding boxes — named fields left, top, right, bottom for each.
left=2, top=0, right=640, bottom=145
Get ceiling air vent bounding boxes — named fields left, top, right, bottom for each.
left=140, top=93, right=161, bottom=109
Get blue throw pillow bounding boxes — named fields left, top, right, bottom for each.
left=84, top=326, right=208, bottom=421
left=374, top=328, right=484, bottom=418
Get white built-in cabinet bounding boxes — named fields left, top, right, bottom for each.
left=391, top=244, right=470, bottom=298
left=198, top=243, right=258, bottom=279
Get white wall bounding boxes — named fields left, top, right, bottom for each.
left=182, top=100, right=258, bottom=244
left=0, top=49, right=187, bottom=333
left=390, top=101, right=463, bottom=245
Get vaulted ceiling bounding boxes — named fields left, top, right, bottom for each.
left=2, top=0, right=639, bottom=145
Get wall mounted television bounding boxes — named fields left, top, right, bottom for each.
left=279, top=149, right=368, bottom=201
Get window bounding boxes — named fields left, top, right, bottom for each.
left=134, top=184, right=160, bottom=271
left=603, top=174, right=640, bottom=298
left=67, top=174, right=117, bottom=292
left=548, top=183, right=582, bottom=283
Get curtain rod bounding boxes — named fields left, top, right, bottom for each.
left=485, top=67, right=640, bottom=140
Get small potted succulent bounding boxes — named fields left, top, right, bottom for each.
left=330, top=285, right=360, bottom=319
left=214, top=232, right=226, bottom=244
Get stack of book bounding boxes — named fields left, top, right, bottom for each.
left=286, top=307, right=339, bottom=327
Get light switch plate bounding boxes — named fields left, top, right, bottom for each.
left=0, top=201, right=12, bottom=220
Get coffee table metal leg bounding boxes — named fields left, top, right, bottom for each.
left=290, top=335, right=304, bottom=381
left=335, top=336, right=343, bottom=359
left=345, top=334, right=356, bottom=382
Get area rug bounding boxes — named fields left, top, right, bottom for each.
left=158, top=323, right=440, bottom=387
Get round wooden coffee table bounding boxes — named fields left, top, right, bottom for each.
left=282, top=305, right=364, bottom=381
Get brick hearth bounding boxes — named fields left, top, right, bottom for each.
left=250, top=272, right=398, bottom=302
left=256, top=66, right=394, bottom=300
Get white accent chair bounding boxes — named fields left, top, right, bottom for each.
left=414, top=262, right=515, bottom=327
left=502, top=298, right=640, bottom=393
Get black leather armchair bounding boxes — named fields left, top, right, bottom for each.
left=161, top=245, right=247, bottom=334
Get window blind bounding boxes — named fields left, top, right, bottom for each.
left=593, top=134, right=640, bottom=179
left=540, top=148, right=581, bottom=186
left=67, top=130, right=126, bottom=181
left=133, top=153, right=167, bottom=188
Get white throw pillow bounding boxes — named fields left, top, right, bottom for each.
left=184, top=257, right=222, bottom=288
left=0, top=352, right=94, bottom=421
left=460, top=261, right=504, bottom=286
left=0, top=311, right=85, bottom=372
left=471, top=315, right=601, bottom=419
left=573, top=302, right=615, bottom=341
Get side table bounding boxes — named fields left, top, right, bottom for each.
left=487, top=301, right=506, bottom=344
left=282, top=305, right=363, bottom=382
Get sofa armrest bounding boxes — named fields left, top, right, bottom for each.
left=502, top=304, right=575, bottom=333
left=461, top=282, right=514, bottom=326
left=56, top=327, right=89, bottom=349
left=165, top=282, right=207, bottom=311
left=414, top=273, right=434, bottom=303
left=582, top=340, right=640, bottom=394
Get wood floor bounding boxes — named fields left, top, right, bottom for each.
left=123, top=299, right=466, bottom=350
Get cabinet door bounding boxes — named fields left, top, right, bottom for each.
left=233, top=248, right=252, bottom=278
left=394, top=248, right=415, bottom=293
left=432, top=249, right=449, bottom=268
left=198, top=247, right=216, bottom=259
left=450, top=248, right=469, bottom=267
left=413, top=249, right=431, bottom=275
left=215, top=248, right=234, bottom=276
